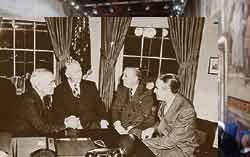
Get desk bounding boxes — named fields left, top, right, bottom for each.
left=8, top=129, right=155, bottom=157
left=55, top=128, right=155, bottom=157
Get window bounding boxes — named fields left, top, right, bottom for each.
left=0, top=19, right=54, bottom=77
left=123, top=27, right=179, bottom=79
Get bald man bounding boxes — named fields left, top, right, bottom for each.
left=53, top=60, right=108, bottom=129
left=11, top=69, right=65, bottom=136
left=112, top=67, right=155, bottom=137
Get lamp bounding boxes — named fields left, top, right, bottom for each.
left=143, top=28, right=156, bottom=38
left=162, top=28, right=168, bottom=37
left=134, top=27, right=143, bottom=36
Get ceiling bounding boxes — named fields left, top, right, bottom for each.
left=62, top=0, right=189, bottom=16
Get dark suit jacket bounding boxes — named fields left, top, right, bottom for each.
left=0, top=77, right=16, bottom=132
left=12, top=88, right=64, bottom=136
left=53, top=80, right=107, bottom=128
left=143, top=94, right=198, bottom=157
left=111, top=84, right=155, bottom=130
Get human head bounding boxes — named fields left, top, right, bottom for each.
left=242, top=133, right=250, bottom=148
left=30, top=69, right=56, bottom=96
left=154, top=73, right=180, bottom=101
left=122, top=67, right=141, bottom=89
left=65, top=60, right=83, bottom=84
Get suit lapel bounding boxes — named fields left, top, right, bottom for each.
left=164, top=94, right=182, bottom=121
left=130, top=84, right=144, bottom=103
left=63, top=80, right=76, bottom=100
left=29, top=89, right=45, bottom=114
left=80, top=80, right=90, bottom=101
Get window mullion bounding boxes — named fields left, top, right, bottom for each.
left=140, top=30, right=144, bottom=68
left=159, top=28, right=164, bottom=76
left=33, top=21, right=36, bottom=71
left=13, top=20, right=16, bottom=77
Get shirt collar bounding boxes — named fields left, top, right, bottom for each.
left=166, top=94, right=177, bottom=106
left=33, top=87, right=45, bottom=100
left=130, top=83, right=139, bottom=96
left=68, top=79, right=80, bottom=90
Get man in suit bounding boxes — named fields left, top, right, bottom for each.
left=142, top=74, right=198, bottom=157
left=111, top=67, right=155, bottom=137
left=53, top=60, right=108, bottom=129
left=12, top=69, right=65, bottom=136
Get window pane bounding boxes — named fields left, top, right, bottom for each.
left=36, top=23, right=47, bottom=30
left=123, top=57, right=140, bottom=69
left=36, top=52, right=54, bottom=72
left=16, top=51, right=34, bottom=76
left=0, top=50, right=13, bottom=77
left=16, top=30, right=34, bottom=49
left=142, top=58, right=159, bottom=79
left=162, top=39, right=175, bottom=58
left=143, top=38, right=161, bottom=57
left=124, top=36, right=142, bottom=55
left=155, top=28, right=162, bottom=38
left=0, top=30, right=13, bottom=48
left=36, top=31, right=53, bottom=50
left=1, top=20, right=13, bottom=28
left=127, top=27, right=136, bottom=36
left=160, top=59, right=179, bottom=74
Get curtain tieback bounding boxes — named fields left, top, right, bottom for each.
left=179, top=58, right=198, bottom=70
left=101, top=56, right=116, bottom=67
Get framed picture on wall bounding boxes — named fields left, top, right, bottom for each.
left=208, top=57, right=219, bottom=75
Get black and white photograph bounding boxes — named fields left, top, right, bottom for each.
left=208, top=57, right=219, bottom=75
left=0, top=0, right=239, bottom=157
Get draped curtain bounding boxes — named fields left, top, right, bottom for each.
left=168, top=16, right=205, bottom=102
left=70, top=17, right=91, bottom=75
left=45, top=17, right=73, bottom=85
left=99, top=17, right=132, bottom=110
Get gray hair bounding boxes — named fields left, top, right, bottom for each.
left=65, top=60, right=81, bottom=75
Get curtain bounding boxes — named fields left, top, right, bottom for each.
left=45, top=17, right=73, bottom=85
left=168, top=16, right=205, bottom=102
left=99, top=17, right=132, bottom=110
left=70, top=17, right=91, bottom=75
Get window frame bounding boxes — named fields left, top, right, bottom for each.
left=0, top=19, right=56, bottom=77
left=123, top=26, right=178, bottom=78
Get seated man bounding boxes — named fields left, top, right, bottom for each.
left=111, top=67, right=155, bottom=137
left=53, top=59, right=108, bottom=129
left=12, top=69, right=65, bottom=136
left=142, top=74, right=198, bottom=157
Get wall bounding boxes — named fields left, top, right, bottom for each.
left=193, top=17, right=219, bottom=122
left=87, top=17, right=101, bottom=85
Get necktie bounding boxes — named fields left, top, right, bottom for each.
left=43, top=95, right=52, bottom=110
left=129, top=88, right=133, bottom=96
left=159, top=102, right=167, bottom=120
left=129, top=88, right=133, bottom=102
left=73, top=84, right=80, bottom=98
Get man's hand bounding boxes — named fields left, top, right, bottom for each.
left=0, top=150, right=7, bottom=157
left=64, top=115, right=82, bottom=129
left=141, top=127, right=155, bottom=139
left=113, top=121, right=128, bottom=135
left=100, top=120, right=109, bottom=129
